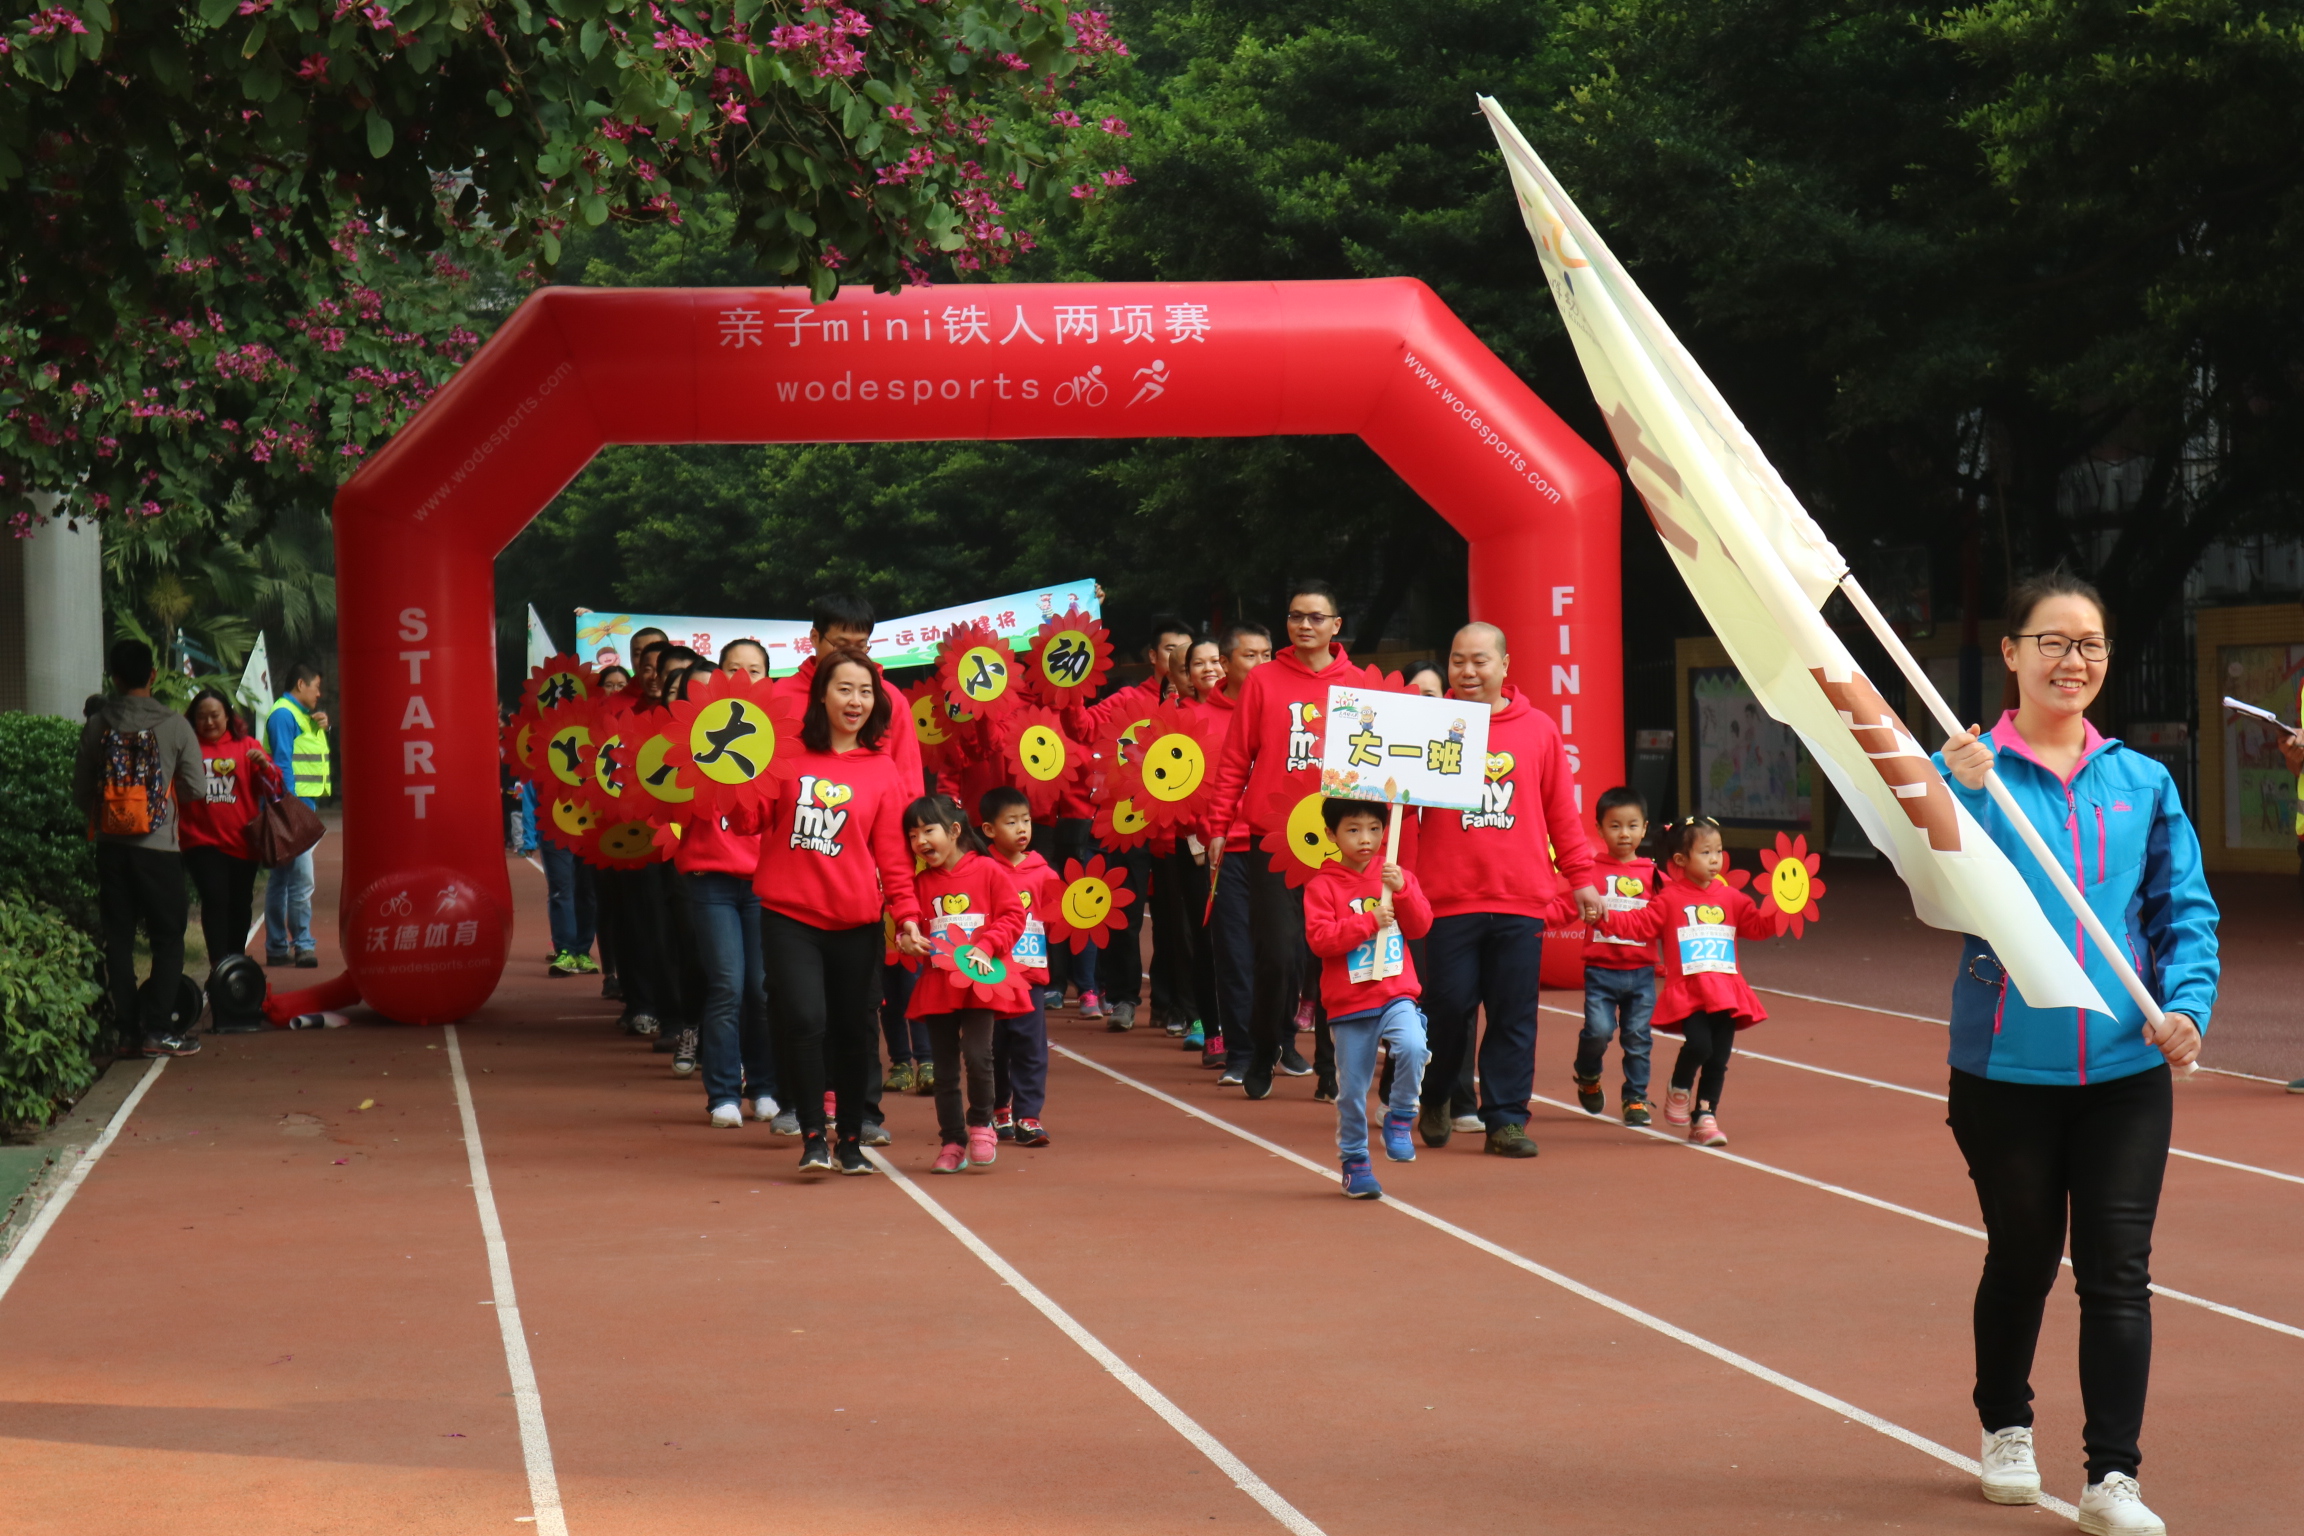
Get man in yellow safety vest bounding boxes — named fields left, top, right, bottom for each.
left=263, top=661, right=332, bottom=967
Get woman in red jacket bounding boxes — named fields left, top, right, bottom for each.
left=755, top=647, right=926, bottom=1175
left=179, top=688, right=275, bottom=977
left=1591, top=816, right=1781, bottom=1147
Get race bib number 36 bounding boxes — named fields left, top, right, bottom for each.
left=1675, top=922, right=1737, bottom=976
left=1347, top=923, right=1406, bottom=985
left=1013, top=918, right=1048, bottom=968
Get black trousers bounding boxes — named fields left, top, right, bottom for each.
left=183, top=845, right=257, bottom=976
left=1103, top=845, right=1151, bottom=1008
left=924, top=1008, right=996, bottom=1142
left=1154, top=846, right=1212, bottom=1027
left=604, top=864, right=681, bottom=1022
left=763, top=910, right=882, bottom=1140
left=1948, top=1064, right=2170, bottom=1483
left=98, top=843, right=188, bottom=1042
left=1668, top=1008, right=1739, bottom=1110
left=1241, top=853, right=1333, bottom=1078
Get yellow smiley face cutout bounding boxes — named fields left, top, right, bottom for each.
left=1061, top=875, right=1114, bottom=929
left=632, top=733, right=695, bottom=806
left=1108, top=797, right=1149, bottom=837
left=592, top=730, right=627, bottom=801
left=544, top=722, right=593, bottom=788
left=1139, top=731, right=1207, bottom=802
left=957, top=645, right=1012, bottom=705
left=550, top=797, right=598, bottom=838
left=1114, top=716, right=1152, bottom=766
left=1283, top=792, right=1341, bottom=870
left=597, top=820, right=657, bottom=862
left=1485, top=751, right=1515, bottom=782
left=912, top=693, right=950, bottom=746
left=1770, top=857, right=1811, bottom=914
left=1015, top=723, right=1069, bottom=782
left=1695, top=904, right=1726, bottom=924
left=689, top=697, right=770, bottom=785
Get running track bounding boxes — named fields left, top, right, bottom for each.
left=2, top=851, right=2296, bottom=1534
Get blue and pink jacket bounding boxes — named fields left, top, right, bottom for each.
left=1932, top=711, right=2218, bottom=1086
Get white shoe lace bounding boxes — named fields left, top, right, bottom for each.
left=1983, top=1428, right=2035, bottom=1474
left=2090, top=1472, right=2143, bottom=1505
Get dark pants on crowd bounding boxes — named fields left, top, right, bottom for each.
left=605, top=863, right=682, bottom=1024
left=540, top=840, right=596, bottom=960
left=880, top=962, right=929, bottom=1065
left=1103, top=846, right=1151, bottom=1009
left=682, top=871, right=774, bottom=1110
left=1668, top=1009, right=1738, bottom=1109
left=183, top=845, right=257, bottom=976
left=763, top=910, right=880, bottom=1140
left=1422, top=911, right=1543, bottom=1129
left=1208, top=854, right=1254, bottom=1062
left=994, top=998, right=1050, bottom=1121
left=1242, top=854, right=1333, bottom=1080
left=1046, top=817, right=1098, bottom=1000
left=99, top=843, right=188, bottom=1045
left=1153, top=846, right=1213, bottom=1030
left=924, top=1009, right=996, bottom=1143
left=1948, top=1064, right=2170, bottom=1483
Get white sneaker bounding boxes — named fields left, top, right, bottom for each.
left=1451, top=1113, right=1484, bottom=1134
left=708, top=1103, right=743, bottom=1129
left=2076, top=1473, right=2165, bottom=1535
left=750, top=1095, right=779, bottom=1122
left=1979, top=1427, right=2040, bottom=1505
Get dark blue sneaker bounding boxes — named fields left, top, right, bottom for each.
left=1381, top=1112, right=1416, bottom=1163
left=1340, top=1156, right=1382, bottom=1199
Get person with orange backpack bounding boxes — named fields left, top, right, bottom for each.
left=73, top=639, right=211, bottom=1059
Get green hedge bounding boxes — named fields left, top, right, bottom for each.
left=0, top=894, right=104, bottom=1132
left=0, top=714, right=96, bottom=936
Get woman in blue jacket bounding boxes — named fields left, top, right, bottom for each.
left=1937, top=570, right=2216, bottom=1536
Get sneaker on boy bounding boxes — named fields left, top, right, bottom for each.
left=994, top=1105, right=1017, bottom=1141
left=1013, top=1118, right=1051, bottom=1147
left=1381, top=1111, right=1416, bottom=1163
left=1340, top=1155, right=1383, bottom=1199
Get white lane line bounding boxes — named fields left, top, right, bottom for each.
left=1543, top=1003, right=2304, bottom=1187
left=1051, top=1044, right=2078, bottom=1523
left=863, top=1147, right=1326, bottom=1536
left=0, top=1059, right=168, bottom=1306
left=445, top=1025, right=568, bottom=1536
left=523, top=854, right=544, bottom=875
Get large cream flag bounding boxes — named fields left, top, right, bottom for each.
left=1481, top=98, right=2108, bottom=1015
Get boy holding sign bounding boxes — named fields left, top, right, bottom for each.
left=1304, top=797, right=1433, bottom=1199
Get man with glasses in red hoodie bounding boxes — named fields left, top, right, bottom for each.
left=1415, top=622, right=1606, bottom=1158
left=1206, top=582, right=1366, bottom=1103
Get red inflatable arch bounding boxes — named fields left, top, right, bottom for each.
left=316, top=279, right=1620, bottom=1023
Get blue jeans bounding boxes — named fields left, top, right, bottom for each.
left=1423, top=911, right=1544, bottom=1130
left=1575, top=964, right=1654, bottom=1101
left=263, top=844, right=315, bottom=957
left=1331, top=998, right=1429, bottom=1162
left=684, top=872, right=773, bottom=1109
left=540, top=841, right=596, bottom=959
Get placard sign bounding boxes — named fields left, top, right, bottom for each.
left=1319, top=685, right=1491, bottom=811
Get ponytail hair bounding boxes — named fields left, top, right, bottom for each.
left=1653, top=815, right=1723, bottom=867
left=901, top=792, right=989, bottom=855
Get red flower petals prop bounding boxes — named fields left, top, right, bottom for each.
left=537, top=791, right=604, bottom=863
left=1045, top=854, right=1137, bottom=951
left=520, top=653, right=598, bottom=717
left=1091, top=786, right=1154, bottom=850
left=907, top=680, right=957, bottom=769
left=588, top=816, right=665, bottom=871
left=1112, top=700, right=1217, bottom=832
left=999, top=705, right=1083, bottom=816
left=928, top=932, right=1031, bottom=1010
left=663, top=669, right=801, bottom=820
left=1021, top=605, right=1113, bottom=707
left=1259, top=786, right=1341, bottom=888
left=937, top=621, right=1024, bottom=721
left=627, top=726, right=698, bottom=816
left=1756, top=831, right=1826, bottom=937
left=533, top=697, right=599, bottom=802
left=500, top=708, right=544, bottom=779
left=573, top=712, right=636, bottom=822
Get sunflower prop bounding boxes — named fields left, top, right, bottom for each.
left=907, top=680, right=956, bottom=768
left=928, top=932, right=1033, bottom=1011
left=534, top=697, right=598, bottom=802
left=627, top=726, right=697, bottom=817
left=1259, top=786, right=1342, bottom=888
left=537, top=791, right=604, bottom=862
left=1021, top=605, right=1114, bottom=707
left=520, top=653, right=597, bottom=717
left=573, top=713, right=635, bottom=822
left=500, top=707, right=545, bottom=781
left=1756, top=832, right=1826, bottom=937
left=937, top=621, right=1024, bottom=721
left=587, top=815, right=665, bottom=871
left=1045, top=854, right=1138, bottom=952
left=1112, top=700, right=1217, bottom=833
left=999, top=705, right=1083, bottom=816
left=663, top=669, right=801, bottom=820
left=1091, top=786, right=1154, bottom=850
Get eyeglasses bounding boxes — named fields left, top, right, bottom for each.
left=2017, top=633, right=2111, bottom=662
left=1284, top=610, right=1340, bottom=625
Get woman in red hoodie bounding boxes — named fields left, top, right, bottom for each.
left=755, top=647, right=926, bottom=1175
left=1204, top=583, right=1365, bottom=1102
left=179, top=687, right=276, bottom=977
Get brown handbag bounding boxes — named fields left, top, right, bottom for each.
left=247, top=762, right=326, bottom=868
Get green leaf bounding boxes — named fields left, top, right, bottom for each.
left=580, top=193, right=609, bottom=226
left=197, top=0, right=236, bottom=25
left=366, top=109, right=394, bottom=159
left=862, top=77, right=896, bottom=107
left=580, top=18, right=604, bottom=60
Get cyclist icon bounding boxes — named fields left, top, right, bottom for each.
left=1053, top=365, right=1108, bottom=407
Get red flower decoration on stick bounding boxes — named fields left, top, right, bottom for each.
left=1756, top=832, right=1826, bottom=937
left=999, top=705, right=1083, bottom=816
left=937, top=621, right=1024, bottom=721
left=520, top=653, right=597, bottom=717
left=1109, top=700, right=1217, bottom=832
left=1044, top=854, right=1137, bottom=951
left=1258, top=786, right=1341, bottom=888
left=1021, top=605, right=1113, bottom=707
left=663, top=669, right=802, bottom=820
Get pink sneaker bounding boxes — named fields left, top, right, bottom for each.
left=1691, top=1112, right=1727, bottom=1147
left=968, top=1125, right=999, bottom=1167
left=1078, top=990, right=1105, bottom=1019
left=822, top=1090, right=838, bottom=1122
left=932, top=1142, right=967, bottom=1174
left=1664, top=1087, right=1693, bottom=1127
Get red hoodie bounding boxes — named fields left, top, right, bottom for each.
left=1582, top=852, right=1659, bottom=970
left=1205, top=644, right=1367, bottom=849
left=907, top=848, right=1033, bottom=1016
left=1414, top=685, right=1594, bottom=920
left=1303, top=858, right=1434, bottom=1019
left=994, top=848, right=1061, bottom=987
left=772, top=653, right=927, bottom=800
left=179, top=733, right=275, bottom=855
left=753, top=747, right=922, bottom=931
left=672, top=806, right=763, bottom=878
left=1593, top=871, right=1777, bottom=1030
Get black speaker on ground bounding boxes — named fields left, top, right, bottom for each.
left=206, top=954, right=270, bottom=1033
left=136, top=972, right=208, bottom=1038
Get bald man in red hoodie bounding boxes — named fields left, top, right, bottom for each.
left=1205, top=581, right=1366, bottom=1103
left=1415, top=622, right=1605, bottom=1158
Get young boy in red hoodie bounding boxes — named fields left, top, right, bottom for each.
left=979, top=786, right=1060, bottom=1147
left=1303, top=797, right=1433, bottom=1199
left=1574, top=786, right=1657, bottom=1125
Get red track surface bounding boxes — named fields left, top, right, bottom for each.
left=3, top=846, right=2296, bottom=1534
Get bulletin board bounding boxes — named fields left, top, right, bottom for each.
left=2195, top=603, right=2304, bottom=874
